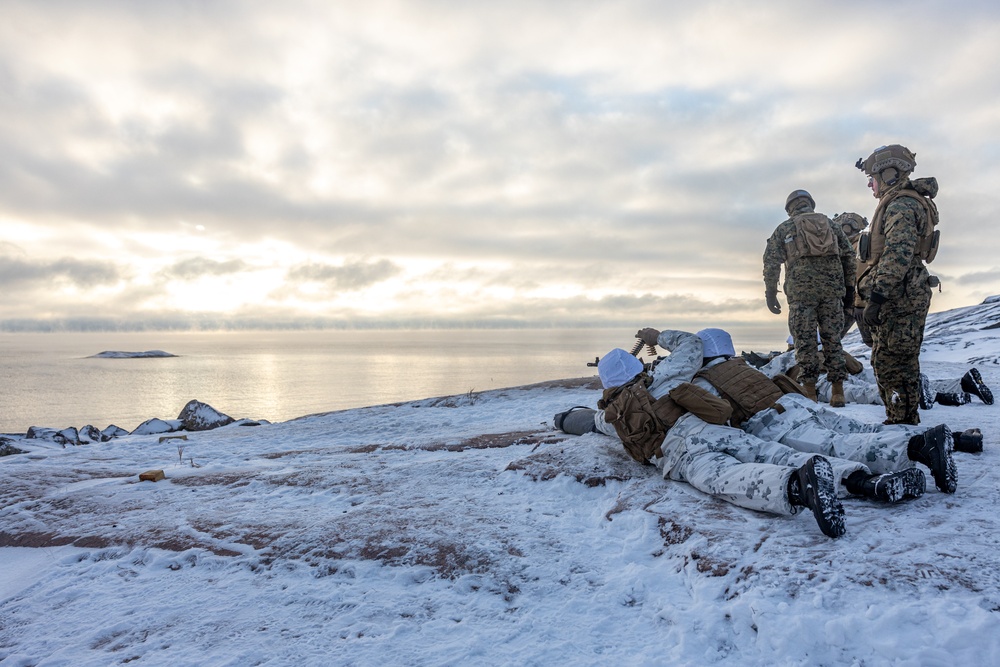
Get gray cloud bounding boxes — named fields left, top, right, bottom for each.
left=287, top=259, right=402, bottom=290
left=0, top=252, right=122, bottom=289
left=163, top=257, right=250, bottom=280
left=957, top=269, right=1000, bottom=286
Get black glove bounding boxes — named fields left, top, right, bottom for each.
left=862, top=293, right=886, bottom=327
left=853, top=306, right=866, bottom=325
left=843, top=289, right=855, bottom=310
left=765, top=290, right=782, bottom=315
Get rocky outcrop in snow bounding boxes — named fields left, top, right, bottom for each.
left=178, top=399, right=235, bottom=431
left=14, top=400, right=240, bottom=447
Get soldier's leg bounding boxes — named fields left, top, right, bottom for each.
left=746, top=394, right=918, bottom=474
left=817, top=298, right=847, bottom=383
left=669, top=448, right=797, bottom=515
left=872, top=292, right=930, bottom=425
left=672, top=423, right=848, bottom=535
left=788, top=300, right=822, bottom=383
left=696, top=421, right=868, bottom=498
left=593, top=409, right=618, bottom=437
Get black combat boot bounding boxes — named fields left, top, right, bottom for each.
left=844, top=468, right=925, bottom=503
left=935, top=392, right=971, bottom=407
left=918, top=374, right=935, bottom=410
left=953, top=428, right=983, bottom=454
left=788, top=456, right=846, bottom=538
left=961, top=368, right=994, bottom=405
left=907, top=424, right=957, bottom=493
left=554, top=406, right=598, bottom=435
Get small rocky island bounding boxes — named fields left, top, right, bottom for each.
left=88, top=350, right=178, bottom=358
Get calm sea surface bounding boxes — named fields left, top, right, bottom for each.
left=0, top=328, right=780, bottom=433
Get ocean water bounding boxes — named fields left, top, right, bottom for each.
left=0, top=328, right=781, bottom=433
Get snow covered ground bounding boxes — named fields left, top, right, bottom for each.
left=3, top=301, right=1000, bottom=666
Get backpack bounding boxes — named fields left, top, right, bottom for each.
left=598, top=374, right=680, bottom=465
left=598, top=376, right=732, bottom=464
left=784, top=213, right=838, bottom=262
left=911, top=178, right=941, bottom=263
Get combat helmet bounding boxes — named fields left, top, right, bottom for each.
left=856, top=144, right=916, bottom=186
left=833, top=212, right=869, bottom=239
left=784, top=189, right=815, bottom=214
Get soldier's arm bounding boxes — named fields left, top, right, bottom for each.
left=762, top=228, right=785, bottom=292
left=834, top=224, right=857, bottom=291
left=872, top=199, right=921, bottom=297
left=647, top=330, right=705, bottom=398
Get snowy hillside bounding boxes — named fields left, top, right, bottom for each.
left=3, top=301, right=1000, bottom=665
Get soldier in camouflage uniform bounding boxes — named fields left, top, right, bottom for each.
left=855, top=145, right=936, bottom=425
left=833, top=212, right=872, bottom=344
left=764, top=190, right=856, bottom=406
left=589, top=340, right=860, bottom=538
left=554, top=328, right=959, bottom=537
left=678, top=327, right=955, bottom=493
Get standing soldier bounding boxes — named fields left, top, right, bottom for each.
left=833, top=212, right=872, bottom=345
left=855, top=145, right=940, bottom=425
left=763, top=190, right=856, bottom=407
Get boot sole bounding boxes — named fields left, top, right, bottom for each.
left=964, top=368, right=994, bottom=405
left=897, top=467, right=926, bottom=500
left=871, top=467, right=925, bottom=503
left=804, top=456, right=846, bottom=538
left=919, top=374, right=934, bottom=410
left=926, top=424, right=958, bottom=493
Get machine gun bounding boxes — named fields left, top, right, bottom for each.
left=586, top=338, right=658, bottom=367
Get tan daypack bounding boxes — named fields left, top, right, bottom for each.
left=599, top=376, right=731, bottom=465
left=668, top=382, right=733, bottom=425
left=785, top=212, right=838, bottom=262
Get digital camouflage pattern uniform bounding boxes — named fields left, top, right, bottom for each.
left=833, top=212, right=872, bottom=345
left=592, top=331, right=868, bottom=515
left=856, top=151, right=936, bottom=425
left=764, top=198, right=856, bottom=385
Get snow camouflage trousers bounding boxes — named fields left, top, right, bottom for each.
left=788, top=296, right=847, bottom=384
left=658, top=413, right=867, bottom=516
left=817, top=366, right=881, bottom=405
left=871, top=269, right=932, bottom=424
left=743, top=394, right=924, bottom=475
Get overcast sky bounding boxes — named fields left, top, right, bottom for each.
left=2, top=0, right=999, bottom=335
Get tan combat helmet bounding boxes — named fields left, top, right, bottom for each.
left=784, top=189, right=815, bottom=214
left=856, top=144, right=916, bottom=186
left=833, top=212, right=869, bottom=240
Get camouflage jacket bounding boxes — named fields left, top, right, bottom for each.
left=763, top=209, right=855, bottom=302
left=857, top=190, right=930, bottom=301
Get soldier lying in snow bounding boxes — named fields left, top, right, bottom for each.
left=555, top=329, right=963, bottom=538
left=760, top=347, right=991, bottom=451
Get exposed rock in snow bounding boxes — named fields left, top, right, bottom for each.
left=0, top=437, right=25, bottom=456
left=130, top=418, right=181, bottom=436
left=101, top=425, right=129, bottom=440
left=178, top=399, right=234, bottom=432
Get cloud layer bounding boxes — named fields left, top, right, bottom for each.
left=3, top=0, right=1000, bottom=334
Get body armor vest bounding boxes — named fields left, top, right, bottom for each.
left=861, top=180, right=939, bottom=267
left=695, top=359, right=783, bottom=427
